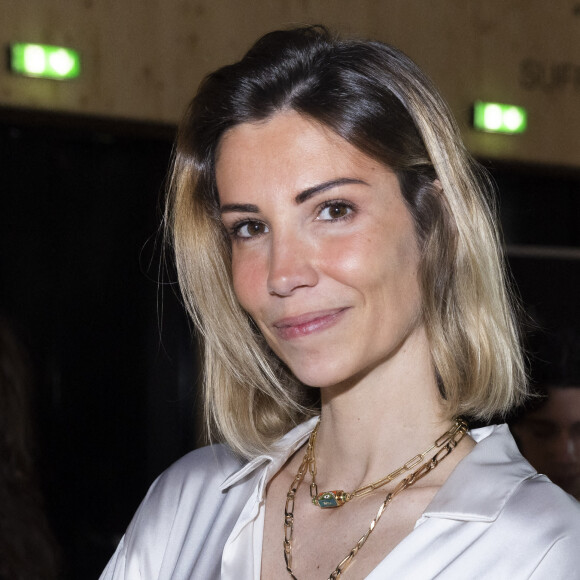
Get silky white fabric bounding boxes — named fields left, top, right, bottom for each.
left=101, top=420, right=580, bottom=579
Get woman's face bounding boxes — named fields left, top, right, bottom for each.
left=217, top=111, right=424, bottom=388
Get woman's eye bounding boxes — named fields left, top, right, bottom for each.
left=317, top=202, right=353, bottom=221
left=233, top=221, right=269, bottom=239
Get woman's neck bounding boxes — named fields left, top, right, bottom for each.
left=312, top=327, right=456, bottom=491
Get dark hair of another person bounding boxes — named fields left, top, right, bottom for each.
left=0, top=319, right=60, bottom=579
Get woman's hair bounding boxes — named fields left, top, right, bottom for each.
left=166, top=25, right=527, bottom=458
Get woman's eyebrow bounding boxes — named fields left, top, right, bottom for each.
left=219, top=177, right=368, bottom=214
left=220, top=203, right=259, bottom=215
left=294, top=177, right=368, bottom=204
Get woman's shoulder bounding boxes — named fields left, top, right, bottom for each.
left=130, top=442, right=246, bottom=521
left=505, top=477, right=580, bottom=576
left=506, top=473, right=580, bottom=531
left=475, top=424, right=580, bottom=532
left=100, top=444, right=250, bottom=579
left=428, top=424, right=580, bottom=534
left=151, top=443, right=245, bottom=494
left=132, top=443, right=250, bottom=529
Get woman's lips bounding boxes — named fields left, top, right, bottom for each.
left=273, top=308, right=349, bottom=340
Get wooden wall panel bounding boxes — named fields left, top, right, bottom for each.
left=1, top=0, right=579, bottom=167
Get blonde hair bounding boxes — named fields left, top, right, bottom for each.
left=166, top=26, right=527, bottom=458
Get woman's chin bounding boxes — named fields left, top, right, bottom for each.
left=283, top=362, right=344, bottom=390
left=284, top=359, right=359, bottom=391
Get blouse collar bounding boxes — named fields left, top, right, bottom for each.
left=220, top=419, right=537, bottom=523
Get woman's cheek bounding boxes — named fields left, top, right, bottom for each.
left=232, top=255, right=266, bottom=313
left=320, top=232, right=373, bottom=277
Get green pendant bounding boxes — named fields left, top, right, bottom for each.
left=313, top=490, right=347, bottom=508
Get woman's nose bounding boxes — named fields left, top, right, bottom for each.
left=267, top=232, right=318, bottom=297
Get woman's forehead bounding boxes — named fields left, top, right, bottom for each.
left=215, top=112, right=395, bottom=206
left=216, top=112, right=386, bottom=175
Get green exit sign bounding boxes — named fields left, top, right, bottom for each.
left=9, top=43, right=81, bottom=80
left=473, top=101, right=527, bottom=134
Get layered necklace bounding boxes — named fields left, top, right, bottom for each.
left=283, top=418, right=468, bottom=579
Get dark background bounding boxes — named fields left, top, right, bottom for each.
left=0, top=110, right=198, bottom=578
left=1, top=109, right=579, bottom=578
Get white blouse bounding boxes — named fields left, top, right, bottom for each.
left=101, top=420, right=580, bottom=579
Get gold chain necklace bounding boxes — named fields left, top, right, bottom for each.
left=283, top=418, right=468, bottom=579
left=310, top=421, right=465, bottom=508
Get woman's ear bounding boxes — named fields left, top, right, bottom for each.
left=433, top=179, right=443, bottom=192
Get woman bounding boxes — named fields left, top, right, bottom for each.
left=102, top=26, right=580, bottom=579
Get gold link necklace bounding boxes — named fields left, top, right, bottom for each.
left=310, top=421, right=465, bottom=508
left=283, top=418, right=468, bottom=579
